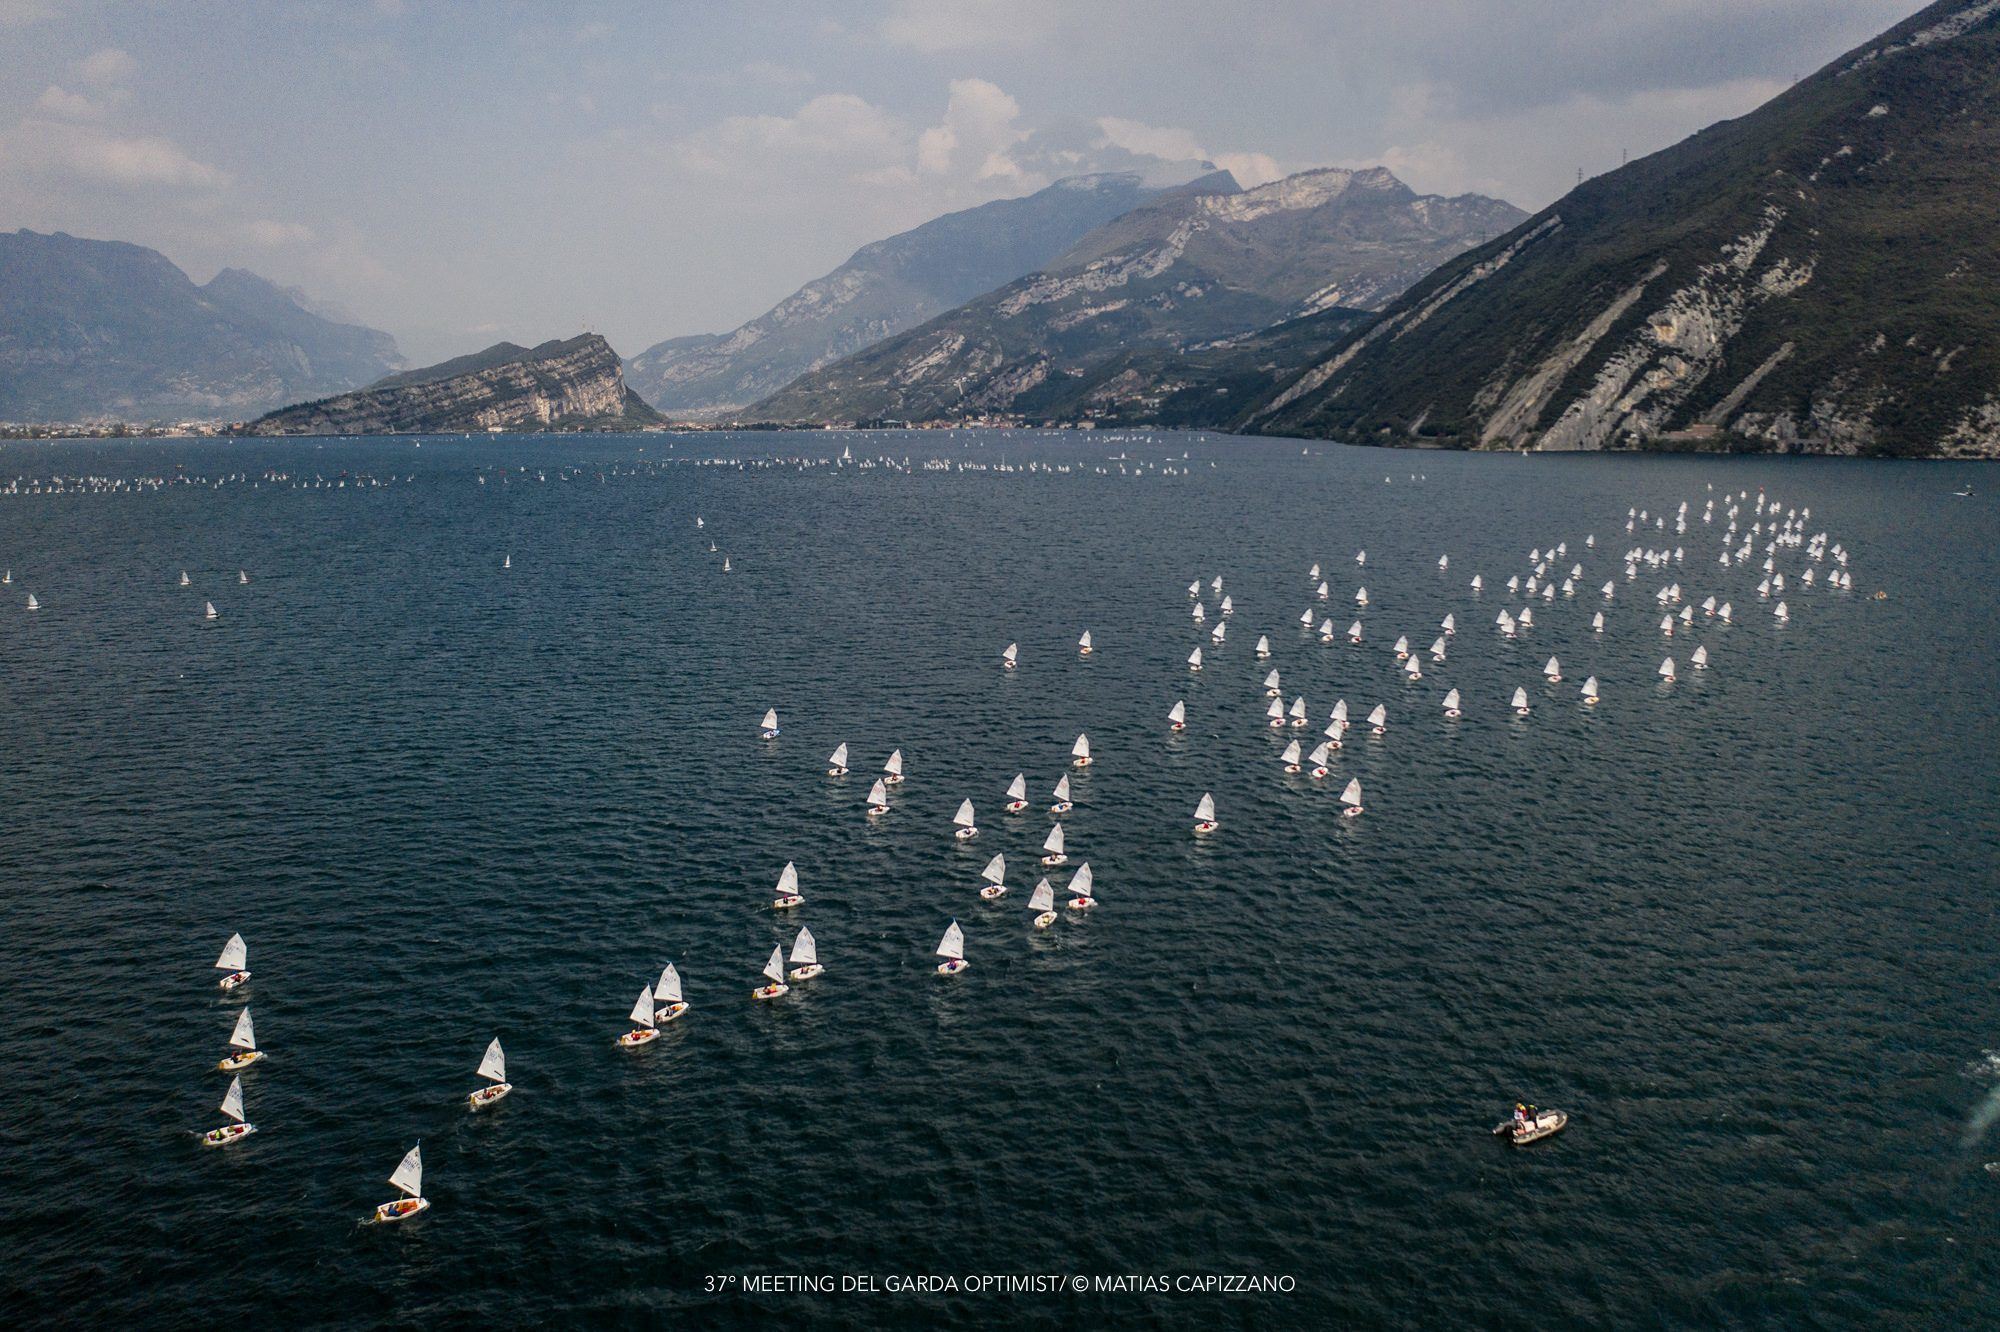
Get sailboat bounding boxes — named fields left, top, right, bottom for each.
left=202, top=1074, right=257, bottom=1147
left=1040, top=823, right=1068, bottom=867
left=1288, top=696, right=1309, bottom=727
left=1581, top=676, right=1600, bottom=705
left=1356, top=550, right=1367, bottom=566
left=883, top=749, right=905, bottom=785
left=204, top=601, right=218, bottom=621
left=1592, top=611, right=1605, bottom=633
left=1438, top=554, right=1449, bottom=570
left=1193, top=792, right=1217, bottom=834
left=979, top=853, right=1008, bottom=900
left=1332, top=699, right=1349, bottom=731
left=1496, top=610, right=1515, bottom=639
left=1307, top=741, right=1331, bottom=778
left=1718, top=602, right=1732, bottom=623
left=1402, top=656, right=1422, bottom=682
left=1543, top=656, right=1561, bottom=683
left=1002, top=642, right=1018, bottom=670
left=1470, top=575, right=1483, bottom=591
left=468, top=1038, right=512, bottom=1110
left=1168, top=700, right=1187, bottom=733
left=753, top=946, right=790, bottom=1000
left=1659, top=657, right=1677, bottom=683
left=721, top=557, right=732, bottom=572
left=1263, top=669, right=1282, bottom=697
left=372, top=1143, right=429, bottom=1223
left=25, top=594, right=39, bottom=611
left=1078, top=630, right=1094, bottom=657
left=1368, top=704, right=1388, bottom=736
left=1071, top=733, right=1093, bottom=768
left=759, top=708, right=780, bottom=739
left=827, top=743, right=849, bottom=777
left=788, top=928, right=823, bottom=982
left=1188, top=646, right=1203, bottom=671
left=215, top=932, right=250, bottom=990
left=1340, top=778, right=1364, bottom=817
left=217, top=1008, right=263, bottom=1071
left=1281, top=739, right=1303, bottom=773
left=936, top=921, right=969, bottom=974
left=1067, top=862, right=1097, bottom=911
left=1355, top=586, right=1369, bottom=607
left=1442, top=688, right=1462, bottom=719
left=1256, top=635, right=1271, bottom=659
left=1005, top=774, right=1030, bottom=812
left=866, top=779, right=891, bottom=817
left=772, top=861, right=804, bottom=908
left=1692, top=644, right=1709, bottom=670
left=1050, top=776, right=1072, bottom=815
left=619, top=985, right=660, bottom=1045
left=1441, top=613, right=1456, bottom=637
left=180, top=570, right=191, bottom=587
left=1512, top=686, right=1532, bottom=716
left=1773, top=600, right=1790, bottom=622
left=1029, top=879, right=1057, bottom=930
left=953, top=798, right=979, bottom=840
left=1430, top=637, right=1447, bottom=662
left=1394, top=635, right=1409, bottom=660
left=1317, top=581, right=1331, bottom=602
left=239, top=570, right=249, bottom=585
left=1347, top=620, right=1363, bottom=644
left=654, top=964, right=690, bottom=1023
left=1266, top=697, right=1286, bottom=729
left=1660, top=614, right=1675, bottom=637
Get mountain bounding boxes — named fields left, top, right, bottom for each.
left=751, top=167, right=1525, bottom=425
left=625, top=169, right=1230, bottom=417
left=1247, top=0, right=2000, bottom=458
left=249, top=334, right=661, bottom=435
left=0, top=230, right=403, bottom=421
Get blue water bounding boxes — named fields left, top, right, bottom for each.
left=0, top=430, right=1995, bottom=1328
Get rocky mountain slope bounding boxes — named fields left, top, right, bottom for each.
left=249, top=334, right=660, bottom=434
left=1247, top=0, right=2000, bottom=458
left=0, top=230, right=403, bottom=421
left=752, top=167, right=1523, bottom=425
left=626, top=170, right=1223, bottom=417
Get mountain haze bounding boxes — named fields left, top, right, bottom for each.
left=625, top=170, right=1228, bottom=417
left=1248, top=0, right=2000, bottom=458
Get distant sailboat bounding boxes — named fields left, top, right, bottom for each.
left=180, top=570, right=191, bottom=587
left=620, top=985, right=660, bottom=1045
left=1050, top=775, right=1072, bottom=815
left=1168, top=700, right=1187, bottom=732
left=1355, top=586, right=1369, bottom=607
left=788, top=928, right=823, bottom=982
left=827, top=742, right=849, bottom=777
left=1005, top=773, right=1029, bottom=812
left=753, top=946, right=790, bottom=1000
left=1692, top=644, right=1709, bottom=670
left=1307, top=741, right=1330, bottom=778
left=215, top=932, right=250, bottom=991
left=953, top=798, right=979, bottom=840
left=936, top=921, right=969, bottom=974
left=1281, top=738, right=1303, bottom=773
left=1659, top=657, right=1677, bottom=683
left=1193, top=791, right=1217, bottom=834
left=1592, top=611, right=1605, bottom=633
left=1402, top=655, right=1422, bottom=681
left=1029, top=878, right=1057, bottom=930
left=1263, top=668, right=1282, bottom=697
left=217, top=1008, right=263, bottom=1072
left=1581, top=675, right=1600, bottom=705
left=1441, top=613, right=1456, bottom=637
left=1002, top=642, right=1018, bottom=670
left=866, top=778, right=891, bottom=817
left=883, top=749, right=905, bottom=785
left=1288, top=695, right=1308, bottom=727
left=1543, top=656, right=1561, bottom=683
left=1773, top=600, right=1790, bottom=622
left=204, top=601, right=218, bottom=621
left=759, top=708, right=780, bottom=739
left=1266, top=697, right=1286, bottom=729
left=1040, top=822, right=1068, bottom=866
left=1340, top=778, right=1364, bottom=817
left=1067, top=862, right=1097, bottom=911
left=1078, top=630, right=1093, bottom=656
left=1332, top=699, right=1349, bottom=731
left=1256, top=634, right=1271, bottom=659
left=202, top=1074, right=256, bottom=1147
left=503, top=555, right=511, bottom=570
left=239, top=570, right=249, bottom=585
left=1442, top=688, right=1461, bottom=719
left=1470, top=574, right=1483, bottom=591
left=1347, top=620, right=1363, bottom=644
left=654, top=964, right=690, bottom=1023
left=372, top=1143, right=429, bottom=1223
left=1512, top=686, right=1531, bottom=716
left=979, top=853, right=1008, bottom=900
left=1368, top=704, right=1388, bottom=736
left=1071, top=733, right=1093, bottom=768
left=25, top=593, right=39, bottom=611
left=468, top=1038, right=512, bottom=1110
left=772, top=860, right=804, bottom=909
left=1188, top=646, right=1203, bottom=671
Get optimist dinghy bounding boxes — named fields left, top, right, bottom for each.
left=772, top=861, right=804, bottom=909
left=217, top=1008, right=264, bottom=1072
left=1493, top=1106, right=1568, bottom=1145
left=654, top=964, right=690, bottom=1023
left=1028, top=878, right=1057, bottom=930
left=1005, top=773, right=1029, bottom=812
left=787, top=928, right=823, bottom=982
left=619, top=985, right=660, bottom=1045
left=214, top=932, right=250, bottom=991
left=753, top=946, right=790, bottom=1001
left=978, top=853, right=1008, bottom=900
left=372, top=1143, right=430, bottom=1223
left=936, top=921, right=968, bottom=975
left=467, top=1038, right=512, bottom=1110
left=202, top=1076, right=256, bottom=1147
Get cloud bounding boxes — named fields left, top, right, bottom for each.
left=243, top=218, right=315, bottom=247
left=34, top=85, right=106, bottom=121
left=77, top=47, right=137, bottom=88
left=0, top=118, right=230, bottom=190
left=879, top=0, right=1060, bottom=52
left=1094, top=116, right=1286, bottom=187
left=1214, top=151, right=1285, bottom=189
left=915, top=78, right=1022, bottom=177
left=670, top=92, right=905, bottom=175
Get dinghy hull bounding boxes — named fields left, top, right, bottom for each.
left=654, top=1002, right=690, bottom=1024
left=201, top=1123, right=256, bottom=1147
left=753, top=983, right=789, bottom=1001
left=978, top=885, right=1008, bottom=901
left=936, top=959, right=969, bottom=975
left=1032, top=911, right=1057, bottom=930
left=468, top=1082, right=513, bottom=1110
left=773, top=894, right=804, bottom=909
left=618, top=1028, right=659, bottom=1047
left=787, top=965, right=823, bottom=983
left=374, top=1197, right=430, bottom=1224
left=1494, top=1110, right=1568, bottom=1145
left=217, top=971, right=250, bottom=991
left=216, top=1051, right=264, bottom=1072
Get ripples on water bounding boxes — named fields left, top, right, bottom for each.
left=0, top=431, right=1995, bottom=1328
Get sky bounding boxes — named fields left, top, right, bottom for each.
left=0, top=0, right=1921, bottom=363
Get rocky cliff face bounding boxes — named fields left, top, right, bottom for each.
left=752, top=167, right=1524, bottom=424
left=0, top=230, right=404, bottom=421
left=1249, top=0, right=2000, bottom=458
left=250, top=334, right=661, bottom=434
left=626, top=170, right=1220, bottom=417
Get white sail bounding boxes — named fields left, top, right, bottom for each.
left=1029, top=879, right=1055, bottom=912
left=829, top=743, right=848, bottom=768
left=790, top=928, right=817, bottom=967
left=1355, top=586, right=1368, bottom=604
left=657, top=963, right=683, bottom=1005
left=761, top=708, right=779, bottom=731
left=1347, top=620, right=1363, bottom=639
left=981, top=854, right=1006, bottom=885
left=1043, top=824, right=1065, bottom=854
left=1071, top=733, right=1090, bottom=760
left=1255, top=635, right=1269, bottom=654
left=389, top=1143, right=423, bottom=1199
left=1194, top=792, right=1215, bottom=822
left=1442, top=688, right=1461, bottom=711
left=629, top=985, right=656, bottom=1026
left=1266, top=698, right=1285, bottom=720
left=215, top=933, right=247, bottom=972
left=1188, top=646, right=1203, bottom=668
left=884, top=749, right=903, bottom=776
left=1470, top=575, right=1483, bottom=590
left=762, top=946, right=786, bottom=984
left=937, top=921, right=965, bottom=961
left=1592, top=611, right=1604, bottom=631
left=1543, top=657, right=1559, bottom=677
left=1168, top=700, right=1186, bottom=725
left=1659, top=657, right=1676, bottom=677
left=204, top=601, right=217, bottom=620
left=775, top=862, right=799, bottom=898
left=1309, top=741, right=1330, bottom=765
left=229, top=1008, right=257, bottom=1051
left=1077, top=630, right=1092, bottom=650
left=1367, top=704, right=1387, bottom=728
left=477, top=1038, right=506, bottom=1084
left=1288, top=696, right=1306, bottom=719
left=1263, top=669, right=1281, bottom=691
left=1332, top=700, right=1348, bottom=723
left=1692, top=645, right=1708, bottom=666
left=1582, top=676, right=1599, bottom=699
left=1512, top=686, right=1529, bottom=710
left=1007, top=773, right=1028, bottom=800
left=1441, top=613, right=1455, bottom=632
left=1340, top=778, right=1363, bottom=808
left=220, top=1075, right=245, bottom=1123
left=1052, top=774, right=1070, bottom=802
left=1002, top=642, right=1018, bottom=664
left=1281, top=739, right=1302, bottom=765
left=867, top=778, right=889, bottom=805
left=1402, top=657, right=1420, bottom=677
left=1070, top=863, right=1094, bottom=896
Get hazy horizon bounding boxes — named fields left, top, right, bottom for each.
left=0, top=0, right=1918, bottom=364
